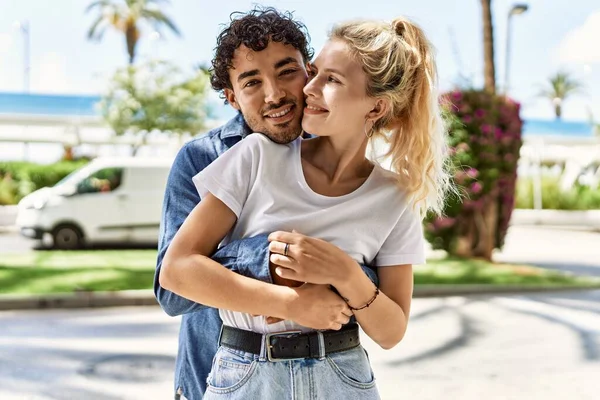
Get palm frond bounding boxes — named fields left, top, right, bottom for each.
left=538, top=70, right=585, bottom=100
left=141, top=9, right=181, bottom=35
left=85, top=0, right=113, bottom=13
left=87, top=15, right=108, bottom=40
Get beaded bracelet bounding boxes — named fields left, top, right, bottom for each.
left=343, top=287, right=380, bottom=311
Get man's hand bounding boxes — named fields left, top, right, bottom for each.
left=268, top=231, right=360, bottom=287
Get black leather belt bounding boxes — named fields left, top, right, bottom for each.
left=219, top=323, right=360, bottom=361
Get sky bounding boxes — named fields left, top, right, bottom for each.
left=0, top=0, right=599, bottom=123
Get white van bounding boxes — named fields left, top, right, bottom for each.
left=16, top=157, right=173, bottom=249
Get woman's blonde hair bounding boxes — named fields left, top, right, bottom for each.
left=330, top=17, right=452, bottom=216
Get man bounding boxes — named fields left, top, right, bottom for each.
left=155, top=7, right=377, bottom=399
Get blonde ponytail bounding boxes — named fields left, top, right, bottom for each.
left=330, top=17, right=452, bottom=216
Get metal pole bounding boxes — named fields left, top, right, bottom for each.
left=17, top=20, right=31, bottom=161
left=23, top=20, right=30, bottom=92
left=533, top=140, right=543, bottom=210
left=504, top=14, right=513, bottom=95
left=503, top=5, right=529, bottom=95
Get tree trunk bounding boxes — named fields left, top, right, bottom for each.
left=126, top=24, right=139, bottom=65
left=62, top=145, right=74, bottom=161
left=554, top=103, right=562, bottom=119
left=473, top=200, right=498, bottom=260
left=131, top=131, right=148, bottom=156
left=454, top=214, right=476, bottom=257
left=452, top=200, right=498, bottom=261
left=481, top=0, right=496, bottom=94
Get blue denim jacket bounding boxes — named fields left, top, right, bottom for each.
left=154, top=114, right=377, bottom=400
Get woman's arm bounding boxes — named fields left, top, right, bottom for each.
left=268, top=232, right=412, bottom=349
left=335, top=263, right=412, bottom=350
left=159, top=193, right=352, bottom=330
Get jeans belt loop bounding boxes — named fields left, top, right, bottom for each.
left=259, top=332, right=267, bottom=361
left=317, top=331, right=326, bottom=359
left=217, top=324, right=224, bottom=346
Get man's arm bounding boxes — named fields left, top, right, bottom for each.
left=154, top=140, right=221, bottom=316
left=154, top=137, right=281, bottom=316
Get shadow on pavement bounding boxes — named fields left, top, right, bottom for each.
left=385, top=300, right=481, bottom=367
left=0, top=345, right=174, bottom=399
left=493, top=294, right=600, bottom=361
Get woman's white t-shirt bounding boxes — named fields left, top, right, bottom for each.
left=193, top=133, right=425, bottom=334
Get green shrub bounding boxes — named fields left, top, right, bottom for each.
left=516, top=177, right=600, bottom=210
left=0, top=160, right=89, bottom=204
left=425, top=90, right=524, bottom=256
left=0, top=175, right=19, bottom=205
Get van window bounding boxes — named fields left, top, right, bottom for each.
left=76, top=168, right=123, bottom=194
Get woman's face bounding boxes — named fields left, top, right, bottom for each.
left=302, top=39, right=374, bottom=139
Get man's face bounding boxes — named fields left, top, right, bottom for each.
left=225, top=41, right=308, bottom=144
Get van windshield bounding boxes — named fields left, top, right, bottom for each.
left=54, top=165, right=95, bottom=188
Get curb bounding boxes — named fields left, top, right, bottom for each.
left=413, top=284, right=600, bottom=297
left=1, top=285, right=599, bottom=311
left=0, top=225, right=18, bottom=235
left=0, top=290, right=158, bottom=311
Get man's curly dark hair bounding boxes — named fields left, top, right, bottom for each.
left=210, top=7, right=314, bottom=101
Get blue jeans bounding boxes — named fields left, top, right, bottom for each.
left=203, top=343, right=380, bottom=400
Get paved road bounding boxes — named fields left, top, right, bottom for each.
left=0, top=227, right=39, bottom=253
left=1, top=290, right=599, bottom=399
left=0, top=227, right=156, bottom=252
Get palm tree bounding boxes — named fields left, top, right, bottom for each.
left=481, top=0, right=496, bottom=94
left=538, top=71, right=584, bottom=119
left=86, top=0, right=180, bottom=64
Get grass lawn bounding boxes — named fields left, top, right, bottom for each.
left=0, top=250, right=598, bottom=295
left=0, top=250, right=157, bottom=294
left=419, top=257, right=598, bottom=286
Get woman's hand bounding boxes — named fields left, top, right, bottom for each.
left=268, top=230, right=360, bottom=287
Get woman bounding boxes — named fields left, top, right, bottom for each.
left=161, top=16, right=451, bottom=399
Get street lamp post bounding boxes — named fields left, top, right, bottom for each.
left=149, top=31, right=161, bottom=58
left=13, top=20, right=30, bottom=92
left=13, top=20, right=31, bottom=161
left=504, top=4, right=528, bottom=95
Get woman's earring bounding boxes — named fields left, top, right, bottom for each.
left=364, top=120, right=374, bottom=138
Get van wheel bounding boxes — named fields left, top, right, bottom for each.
left=52, top=225, right=84, bottom=250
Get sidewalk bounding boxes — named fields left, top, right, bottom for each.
left=0, top=205, right=17, bottom=228
left=510, top=209, right=600, bottom=230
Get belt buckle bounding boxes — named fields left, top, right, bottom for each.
left=265, top=330, right=303, bottom=362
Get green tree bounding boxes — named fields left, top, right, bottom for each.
left=538, top=71, right=584, bottom=119
left=99, top=60, right=209, bottom=154
left=426, top=90, right=524, bottom=260
left=86, top=0, right=180, bottom=64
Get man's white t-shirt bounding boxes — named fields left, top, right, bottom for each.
left=193, top=133, right=425, bottom=334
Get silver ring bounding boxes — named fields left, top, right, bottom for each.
left=283, top=243, right=289, bottom=257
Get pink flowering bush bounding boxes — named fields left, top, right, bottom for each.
left=425, top=90, right=523, bottom=259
